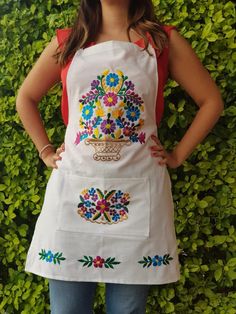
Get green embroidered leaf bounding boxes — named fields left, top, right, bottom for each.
left=105, top=190, right=116, bottom=200
left=96, top=188, right=104, bottom=199
left=93, top=212, right=102, bottom=221
left=104, top=212, right=111, bottom=222
left=80, top=195, right=84, bottom=203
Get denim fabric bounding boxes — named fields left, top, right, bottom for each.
left=48, top=279, right=150, bottom=314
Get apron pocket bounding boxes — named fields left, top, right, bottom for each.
left=55, top=169, right=150, bottom=239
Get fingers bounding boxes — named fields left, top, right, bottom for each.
left=150, top=134, right=167, bottom=165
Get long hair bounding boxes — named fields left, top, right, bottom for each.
left=55, top=0, right=169, bottom=67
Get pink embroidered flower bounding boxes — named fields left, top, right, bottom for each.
left=93, top=256, right=105, bottom=268
left=84, top=193, right=90, bottom=200
left=138, top=132, right=146, bottom=144
left=96, top=199, right=110, bottom=213
left=103, top=92, right=118, bottom=107
left=119, top=210, right=126, bottom=216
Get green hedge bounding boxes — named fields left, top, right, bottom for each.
left=0, top=0, right=235, bottom=313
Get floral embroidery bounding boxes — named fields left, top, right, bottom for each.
left=77, top=188, right=130, bottom=224
left=138, top=254, right=173, bottom=268
left=74, top=69, right=146, bottom=161
left=38, top=249, right=66, bottom=265
left=78, top=255, right=121, bottom=269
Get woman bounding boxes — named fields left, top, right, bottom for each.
left=16, top=0, right=224, bottom=313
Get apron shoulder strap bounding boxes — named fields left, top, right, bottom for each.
left=155, top=25, right=177, bottom=126
left=56, top=28, right=72, bottom=125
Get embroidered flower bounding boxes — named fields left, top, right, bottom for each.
left=100, top=119, right=116, bottom=134
left=103, top=92, right=118, bottom=107
left=125, top=80, right=135, bottom=90
left=93, top=256, right=105, bottom=268
left=85, top=212, right=93, bottom=219
left=126, top=106, right=140, bottom=122
left=84, top=193, right=90, bottom=200
left=84, top=200, right=92, bottom=207
left=89, top=188, right=96, bottom=196
left=138, top=132, right=146, bottom=144
left=45, top=250, right=54, bottom=263
left=91, top=79, right=99, bottom=89
left=112, top=213, right=120, bottom=222
left=82, top=104, right=94, bottom=120
left=96, top=199, right=110, bottom=213
left=106, top=73, right=119, bottom=87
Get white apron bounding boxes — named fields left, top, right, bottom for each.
left=24, top=39, right=180, bottom=284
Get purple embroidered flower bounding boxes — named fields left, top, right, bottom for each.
left=125, top=80, right=134, bottom=90
left=100, top=119, right=116, bottom=134
left=103, top=92, right=118, bottom=107
left=92, top=194, right=98, bottom=201
left=91, top=79, right=99, bottom=89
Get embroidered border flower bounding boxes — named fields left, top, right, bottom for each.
left=82, top=104, right=94, bottom=120
left=78, top=255, right=121, bottom=269
left=138, top=254, right=173, bottom=268
left=39, top=249, right=66, bottom=265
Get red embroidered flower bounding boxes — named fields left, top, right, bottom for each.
left=96, top=199, right=110, bottom=213
left=93, top=256, right=105, bottom=268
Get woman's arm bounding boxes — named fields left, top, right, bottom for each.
left=16, top=36, right=62, bottom=167
left=150, top=29, right=224, bottom=168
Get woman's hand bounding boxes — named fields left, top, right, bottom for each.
left=41, top=143, right=65, bottom=169
left=149, top=135, right=181, bottom=169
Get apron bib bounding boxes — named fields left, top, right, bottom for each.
left=24, top=39, right=180, bottom=284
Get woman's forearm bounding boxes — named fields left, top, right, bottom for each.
left=172, top=100, right=224, bottom=165
left=16, top=93, right=54, bottom=155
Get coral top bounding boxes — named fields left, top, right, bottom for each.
left=56, top=25, right=176, bottom=127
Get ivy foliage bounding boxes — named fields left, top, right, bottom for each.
left=0, top=0, right=235, bottom=313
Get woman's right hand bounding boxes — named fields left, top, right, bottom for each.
left=41, top=143, right=65, bottom=169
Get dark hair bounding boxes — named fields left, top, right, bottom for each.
left=55, top=0, right=169, bottom=67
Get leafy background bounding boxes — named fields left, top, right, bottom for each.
left=0, top=0, right=235, bottom=313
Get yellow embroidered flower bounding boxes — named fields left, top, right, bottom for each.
left=116, top=70, right=124, bottom=77
left=118, top=101, right=125, bottom=108
left=140, top=104, right=144, bottom=112
left=95, top=100, right=101, bottom=107
left=114, top=129, right=121, bottom=139
left=123, top=193, right=130, bottom=200
left=102, top=69, right=109, bottom=76
left=95, top=107, right=105, bottom=117
left=81, top=189, right=89, bottom=194
left=93, top=128, right=99, bottom=138
left=112, top=108, right=124, bottom=119
left=139, top=119, right=144, bottom=127
left=79, top=103, right=83, bottom=112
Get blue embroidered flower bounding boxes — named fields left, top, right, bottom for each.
left=115, top=203, right=122, bottom=209
left=152, top=255, right=163, bottom=266
left=82, top=105, right=94, bottom=120
left=45, top=250, right=54, bottom=263
left=84, top=200, right=92, bottom=207
left=106, top=73, right=119, bottom=87
left=126, top=106, right=140, bottom=122
left=115, top=190, right=123, bottom=198
left=130, top=134, right=139, bottom=142
left=89, top=188, right=96, bottom=196
left=112, top=213, right=120, bottom=222
left=85, top=212, right=93, bottom=219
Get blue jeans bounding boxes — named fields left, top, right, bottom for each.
left=48, top=279, right=150, bottom=314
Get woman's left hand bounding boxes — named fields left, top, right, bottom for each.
left=149, top=134, right=181, bottom=169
